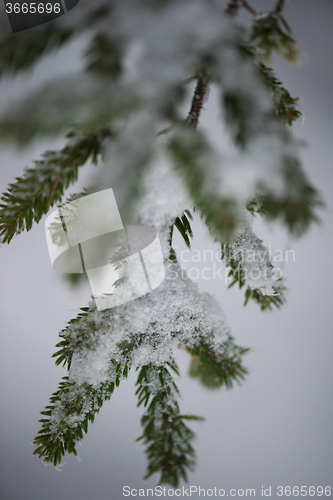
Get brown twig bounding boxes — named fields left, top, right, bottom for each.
left=187, top=76, right=209, bottom=129
left=274, top=0, right=286, bottom=14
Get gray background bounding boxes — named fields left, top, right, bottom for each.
left=0, top=1, right=332, bottom=498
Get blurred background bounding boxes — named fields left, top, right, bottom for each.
left=0, top=1, right=332, bottom=498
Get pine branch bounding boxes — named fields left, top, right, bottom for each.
left=188, top=342, right=249, bottom=389
left=218, top=45, right=321, bottom=236
left=173, top=211, right=193, bottom=249
left=170, top=34, right=317, bottom=243
left=36, top=282, right=250, bottom=475
left=239, top=42, right=301, bottom=126
left=34, top=304, right=135, bottom=466
left=51, top=305, right=149, bottom=373
left=168, top=211, right=194, bottom=263
left=33, top=368, right=127, bottom=467
left=226, top=259, right=287, bottom=311
left=245, top=163, right=323, bottom=237
left=255, top=58, right=301, bottom=125
left=136, top=362, right=202, bottom=487
left=52, top=307, right=93, bottom=370
left=220, top=219, right=287, bottom=311
left=250, top=12, right=299, bottom=64
left=0, top=129, right=110, bottom=243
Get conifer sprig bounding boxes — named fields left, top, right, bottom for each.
left=0, top=129, right=110, bottom=243
left=173, top=211, right=193, bottom=249
left=188, top=342, right=249, bottom=390
left=34, top=300, right=249, bottom=478
left=253, top=54, right=302, bottom=126
left=33, top=369, right=127, bottom=467
left=136, top=362, right=203, bottom=487
left=221, top=234, right=287, bottom=311
left=240, top=43, right=302, bottom=126
left=250, top=12, right=299, bottom=64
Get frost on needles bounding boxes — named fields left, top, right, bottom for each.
left=0, top=0, right=321, bottom=486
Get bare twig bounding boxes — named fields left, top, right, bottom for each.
left=274, top=0, right=286, bottom=14
left=187, top=76, right=209, bottom=129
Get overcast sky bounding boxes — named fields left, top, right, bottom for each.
left=0, top=1, right=332, bottom=499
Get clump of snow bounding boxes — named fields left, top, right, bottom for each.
left=228, top=213, right=278, bottom=295
left=67, top=262, right=231, bottom=387
left=135, top=149, right=192, bottom=257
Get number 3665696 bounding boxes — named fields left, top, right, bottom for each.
left=5, top=3, right=61, bottom=14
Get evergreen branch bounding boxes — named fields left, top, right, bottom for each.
left=38, top=278, right=250, bottom=476
left=255, top=58, right=301, bottom=125
left=218, top=46, right=321, bottom=236
left=0, top=129, right=110, bottom=243
left=250, top=12, right=299, bottom=64
left=168, top=211, right=193, bottom=262
left=52, top=306, right=147, bottom=374
left=246, top=160, right=323, bottom=237
left=188, top=342, right=249, bottom=390
left=174, top=211, right=193, bottom=249
left=220, top=221, right=287, bottom=311
left=235, top=26, right=300, bottom=125
left=52, top=307, right=92, bottom=370
left=136, top=362, right=201, bottom=487
left=33, top=366, right=127, bottom=467
left=34, top=303, right=135, bottom=466
left=227, top=262, right=286, bottom=311
left=242, top=284, right=285, bottom=310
